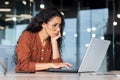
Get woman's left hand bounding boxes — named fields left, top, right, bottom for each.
left=52, top=31, right=61, bottom=40
left=45, top=26, right=61, bottom=40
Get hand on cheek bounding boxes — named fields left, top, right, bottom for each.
left=45, top=26, right=56, bottom=38
left=53, top=31, right=61, bottom=40
left=45, top=26, right=61, bottom=40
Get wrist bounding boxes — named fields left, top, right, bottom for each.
left=51, top=38, right=57, bottom=41
left=51, top=39, right=57, bottom=44
left=50, top=63, right=53, bottom=68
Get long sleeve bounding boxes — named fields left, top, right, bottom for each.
left=15, top=31, right=63, bottom=72
left=15, top=31, right=36, bottom=72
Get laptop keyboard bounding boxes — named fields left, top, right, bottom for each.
left=46, top=68, right=78, bottom=73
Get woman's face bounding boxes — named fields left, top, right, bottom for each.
left=47, top=16, right=61, bottom=31
left=44, top=16, right=62, bottom=38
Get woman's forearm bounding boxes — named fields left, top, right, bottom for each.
left=35, top=63, right=52, bottom=70
left=35, top=62, right=72, bottom=70
left=51, top=39, right=60, bottom=59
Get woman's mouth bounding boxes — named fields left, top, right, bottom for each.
left=54, top=33, right=59, bottom=36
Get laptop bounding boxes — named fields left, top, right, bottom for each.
left=46, top=38, right=111, bottom=73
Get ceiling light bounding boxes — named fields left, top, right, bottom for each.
left=60, top=11, right=64, bottom=16
left=5, top=1, right=9, bottom=5
left=117, top=14, right=120, bottom=18
left=100, top=36, right=104, bottom=40
left=113, top=21, right=117, bottom=26
left=86, top=28, right=91, bottom=32
left=85, top=43, right=89, bottom=47
left=62, top=31, right=66, bottom=36
left=0, top=26, right=5, bottom=30
left=20, top=14, right=32, bottom=19
left=0, top=8, right=11, bottom=12
left=74, top=34, right=78, bottom=37
left=40, top=4, right=45, bottom=9
left=30, top=0, right=34, bottom=2
left=22, top=0, right=27, bottom=5
left=92, top=34, right=96, bottom=38
left=12, top=17, right=17, bottom=22
left=92, top=27, right=96, bottom=31
left=5, top=14, right=32, bottom=21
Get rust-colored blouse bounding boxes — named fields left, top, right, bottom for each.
left=15, top=31, right=62, bottom=72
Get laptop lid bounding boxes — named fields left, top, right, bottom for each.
left=78, top=38, right=110, bottom=73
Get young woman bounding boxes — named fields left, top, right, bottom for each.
left=15, top=8, right=72, bottom=72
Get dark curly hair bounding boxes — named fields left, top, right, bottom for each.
left=13, top=8, right=65, bottom=64
left=25, top=8, right=65, bottom=52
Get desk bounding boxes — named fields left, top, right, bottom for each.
left=78, top=71, right=120, bottom=80
left=0, top=71, right=120, bottom=80
left=0, top=72, right=79, bottom=80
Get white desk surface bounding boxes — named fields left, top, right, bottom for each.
left=0, top=71, right=120, bottom=80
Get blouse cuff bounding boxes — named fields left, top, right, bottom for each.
left=29, top=62, right=36, bottom=72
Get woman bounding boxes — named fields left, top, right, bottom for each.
left=15, top=8, right=72, bottom=72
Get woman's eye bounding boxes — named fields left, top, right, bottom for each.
left=53, top=24, right=57, bottom=27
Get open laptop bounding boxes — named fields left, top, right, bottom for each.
left=46, top=38, right=111, bottom=73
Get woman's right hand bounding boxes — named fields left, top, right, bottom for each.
left=51, top=63, right=72, bottom=70
left=44, top=24, right=61, bottom=40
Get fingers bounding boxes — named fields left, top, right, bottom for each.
left=51, top=63, right=72, bottom=69
left=60, top=63, right=72, bottom=70
left=45, top=26, right=55, bottom=37
left=52, top=32, right=61, bottom=40
left=61, top=63, right=73, bottom=70
left=44, top=26, right=61, bottom=39
left=64, top=63, right=73, bottom=67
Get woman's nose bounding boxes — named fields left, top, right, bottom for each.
left=52, top=26, right=60, bottom=31
left=56, top=27, right=60, bottom=31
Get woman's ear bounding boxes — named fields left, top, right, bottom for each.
left=42, top=23, right=47, bottom=29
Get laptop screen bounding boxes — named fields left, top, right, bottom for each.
left=78, top=38, right=110, bottom=73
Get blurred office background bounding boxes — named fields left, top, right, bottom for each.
left=0, top=0, right=120, bottom=72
